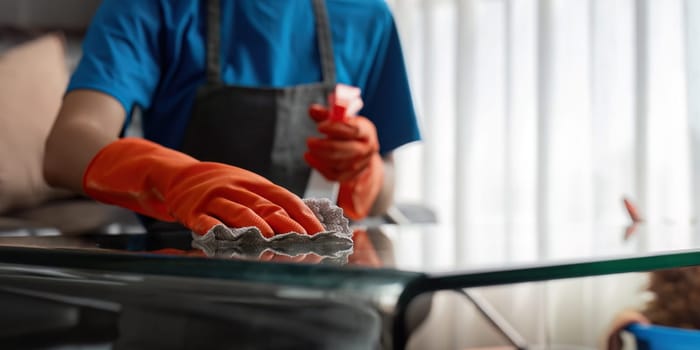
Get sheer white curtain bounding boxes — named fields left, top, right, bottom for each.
left=387, top=0, right=697, bottom=266
left=386, top=0, right=699, bottom=347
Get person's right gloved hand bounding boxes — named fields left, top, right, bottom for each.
left=82, top=138, right=324, bottom=237
left=304, top=107, right=384, bottom=220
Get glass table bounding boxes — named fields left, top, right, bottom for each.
left=0, top=220, right=699, bottom=349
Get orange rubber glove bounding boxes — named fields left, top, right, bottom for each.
left=304, top=105, right=384, bottom=220
left=83, top=138, right=324, bottom=237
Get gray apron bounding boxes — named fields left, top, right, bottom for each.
left=180, top=0, right=337, bottom=197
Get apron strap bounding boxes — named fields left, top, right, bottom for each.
left=206, top=0, right=222, bottom=84
left=311, top=0, right=337, bottom=85
left=205, top=0, right=337, bottom=85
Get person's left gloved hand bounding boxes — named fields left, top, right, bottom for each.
left=305, top=105, right=383, bottom=220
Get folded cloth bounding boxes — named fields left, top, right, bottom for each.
left=191, top=198, right=353, bottom=263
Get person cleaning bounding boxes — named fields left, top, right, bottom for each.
left=43, top=0, right=420, bottom=237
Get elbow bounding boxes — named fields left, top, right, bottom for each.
left=43, top=134, right=64, bottom=189
left=43, top=124, right=82, bottom=192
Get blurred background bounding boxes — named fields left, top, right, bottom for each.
left=384, top=0, right=700, bottom=348
left=388, top=0, right=699, bottom=269
left=2, top=0, right=699, bottom=348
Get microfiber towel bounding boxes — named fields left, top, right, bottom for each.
left=191, top=198, right=354, bottom=263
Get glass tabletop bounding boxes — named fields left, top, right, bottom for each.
left=395, top=221, right=700, bottom=285
left=2, top=221, right=700, bottom=349
left=1, top=221, right=700, bottom=295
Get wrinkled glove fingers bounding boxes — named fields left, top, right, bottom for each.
left=207, top=197, right=275, bottom=237
left=316, top=121, right=361, bottom=140
left=307, top=138, right=375, bottom=160
left=186, top=214, right=225, bottom=236
left=318, top=118, right=377, bottom=142
left=308, top=104, right=330, bottom=123
left=306, top=151, right=370, bottom=176
left=304, top=153, right=342, bottom=181
left=252, top=185, right=325, bottom=235
left=304, top=152, right=372, bottom=182
left=336, top=157, right=372, bottom=182
left=205, top=185, right=311, bottom=233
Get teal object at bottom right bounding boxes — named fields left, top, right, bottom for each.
left=626, top=323, right=700, bottom=350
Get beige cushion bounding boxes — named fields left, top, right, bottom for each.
left=0, top=33, right=72, bottom=213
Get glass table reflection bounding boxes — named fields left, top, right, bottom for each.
left=1, top=221, right=700, bottom=349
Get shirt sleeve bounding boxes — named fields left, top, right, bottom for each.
left=67, top=0, right=163, bottom=123
left=360, top=9, right=421, bottom=155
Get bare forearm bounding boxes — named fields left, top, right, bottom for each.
left=43, top=90, right=126, bottom=193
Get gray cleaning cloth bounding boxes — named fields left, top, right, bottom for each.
left=191, top=198, right=354, bottom=264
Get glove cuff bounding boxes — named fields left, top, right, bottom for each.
left=338, top=154, right=384, bottom=220
left=83, top=137, right=197, bottom=222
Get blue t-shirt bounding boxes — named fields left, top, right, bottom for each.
left=69, top=0, right=421, bottom=155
